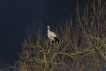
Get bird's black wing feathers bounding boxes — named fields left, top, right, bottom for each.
left=53, top=37, right=59, bottom=43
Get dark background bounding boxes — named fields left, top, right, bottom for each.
left=0, top=1, right=106, bottom=71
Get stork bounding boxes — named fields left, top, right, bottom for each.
left=47, top=26, right=59, bottom=46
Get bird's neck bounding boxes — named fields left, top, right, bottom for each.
left=47, top=29, right=50, bottom=32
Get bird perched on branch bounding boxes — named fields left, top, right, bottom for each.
left=47, top=26, right=59, bottom=45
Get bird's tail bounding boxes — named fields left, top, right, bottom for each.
left=54, top=37, right=59, bottom=44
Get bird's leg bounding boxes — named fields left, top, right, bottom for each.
left=52, top=41, right=56, bottom=49
left=49, top=41, right=53, bottom=51
left=54, top=41, right=56, bottom=46
left=51, top=41, right=55, bottom=50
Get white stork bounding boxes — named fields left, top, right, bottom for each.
left=47, top=26, right=59, bottom=45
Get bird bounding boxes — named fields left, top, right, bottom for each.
left=47, top=26, right=59, bottom=45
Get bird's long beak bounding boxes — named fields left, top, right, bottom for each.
left=47, top=28, right=48, bottom=30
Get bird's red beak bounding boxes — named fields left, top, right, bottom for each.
left=47, top=28, right=48, bottom=30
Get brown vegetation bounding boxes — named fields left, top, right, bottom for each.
left=1, top=0, right=106, bottom=71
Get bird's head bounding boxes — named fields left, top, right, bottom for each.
left=47, top=26, right=50, bottom=30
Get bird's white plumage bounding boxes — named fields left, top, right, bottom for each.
left=47, top=31, right=56, bottom=41
left=47, top=26, right=58, bottom=42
